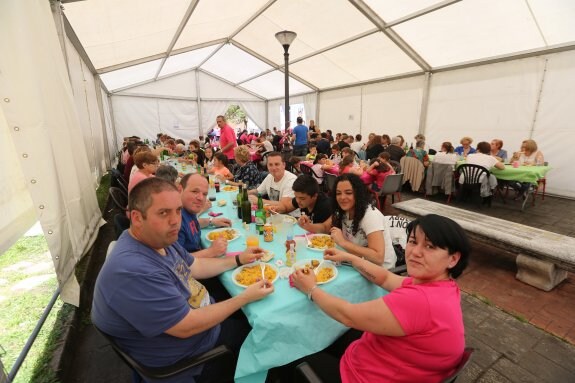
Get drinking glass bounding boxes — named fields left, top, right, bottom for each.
left=246, top=234, right=259, bottom=248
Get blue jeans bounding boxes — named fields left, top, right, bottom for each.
left=293, top=144, right=308, bottom=156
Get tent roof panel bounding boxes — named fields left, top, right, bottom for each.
left=235, top=0, right=374, bottom=66
left=64, top=0, right=190, bottom=69
left=159, top=45, right=219, bottom=77
left=528, top=0, right=575, bottom=45
left=101, top=59, right=162, bottom=91
left=240, top=70, right=312, bottom=99
left=201, top=44, right=274, bottom=84
left=198, top=71, right=263, bottom=100
left=394, top=0, right=546, bottom=67
left=173, top=0, right=270, bottom=50
left=117, top=71, right=197, bottom=98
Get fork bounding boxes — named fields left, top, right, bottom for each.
left=259, top=262, right=266, bottom=283
left=314, top=260, right=325, bottom=275
left=303, top=232, right=312, bottom=247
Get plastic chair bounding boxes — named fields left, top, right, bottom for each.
left=94, top=325, right=234, bottom=382
left=441, top=347, right=475, bottom=383
left=371, top=173, right=403, bottom=211
left=109, top=187, right=128, bottom=212
left=295, top=362, right=323, bottom=383
left=456, top=164, right=490, bottom=206
left=300, top=163, right=326, bottom=191
left=389, top=160, right=401, bottom=173
left=399, top=157, right=425, bottom=192
left=324, top=173, right=337, bottom=194
left=110, top=168, right=129, bottom=195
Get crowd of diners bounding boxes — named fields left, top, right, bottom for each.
left=98, top=114, right=544, bottom=382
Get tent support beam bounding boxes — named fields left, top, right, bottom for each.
left=348, top=0, right=431, bottom=72
left=418, top=72, right=431, bottom=136
left=154, top=0, right=201, bottom=80
left=197, top=69, right=267, bottom=101
left=386, top=0, right=462, bottom=28
left=229, top=0, right=278, bottom=40
left=96, top=39, right=227, bottom=75
left=195, top=70, right=203, bottom=137
left=529, top=59, right=548, bottom=139
left=232, top=40, right=318, bottom=91
left=94, top=76, right=112, bottom=168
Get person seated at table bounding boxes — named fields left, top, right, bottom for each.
left=463, top=141, right=504, bottom=200
left=360, top=159, right=395, bottom=191
left=177, top=174, right=232, bottom=256
left=434, top=141, right=458, bottom=165
left=299, top=174, right=396, bottom=268
left=329, top=144, right=343, bottom=164
left=289, top=214, right=470, bottom=383
left=289, top=156, right=303, bottom=175
left=510, top=139, right=544, bottom=166
left=316, top=132, right=332, bottom=155
left=365, top=134, right=385, bottom=161
left=226, top=145, right=265, bottom=190
left=339, top=155, right=363, bottom=176
left=406, top=139, right=430, bottom=168
left=207, top=152, right=233, bottom=182
left=188, top=140, right=205, bottom=166
left=454, top=136, right=476, bottom=158
left=204, top=146, right=215, bottom=172
left=247, top=152, right=297, bottom=210
left=255, top=135, right=274, bottom=154
left=310, top=154, right=335, bottom=184
left=155, top=164, right=179, bottom=185
left=306, top=145, right=318, bottom=161
left=128, top=151, right=159, bottom=194
left=384, top=136, right=406, bottom=162
left=92, top=178, right=274, bottom=383
left=490, top=139, right=507, bottom=162
left=269, top=175, right=332, bottom=224
left=381, top=134, right=391, bottom=149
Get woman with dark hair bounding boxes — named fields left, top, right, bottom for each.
left=365, top=135, right=385, bottom=161
left=290, top=214, right=471, bottom=383
left=299, top=174, right=395, bottom=268
left=207, top=152, right=233, bottom=181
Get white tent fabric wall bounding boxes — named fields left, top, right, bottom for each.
left=0, top=107, right=36, bottom=256
left=65, top=35, right=108, bottom=182
left=200, top=100, right=229, bottom=135
left=237, top=101, right=267, bottom=132
left=531, top=50, right=575, bottom=198
left=112, top=96, right=200, bottom=147
left=100, top=89, right=118, bottom=165
left=319, top=87, right=363, bottom=136
left=0, top=0, right=103, bottom=305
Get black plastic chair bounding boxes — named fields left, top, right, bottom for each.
left=300, top=163, right=326, bottom=192
left=457, top=164, right=490, bottom=206
left=110, top=168, right=129, bottom=195
left=389, top=160, right=401, bottom=173
left=109, top=187, right=128, bottom=212
left=442, top=347, right=475, bottom=383
left=295, top=362, right=323, bottom=383
left=324, top=173, right=337, bottom=194
left=94, top=325, right=234, bottom=382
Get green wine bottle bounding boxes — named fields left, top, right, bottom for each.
left=236, top=184, right=243, bottom=220
left=241, top=186, right=251, bottom=225
left=255, top=194, right=266, bottom=235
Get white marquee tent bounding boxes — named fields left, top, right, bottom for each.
left=1, top=0, right=575, bottom=304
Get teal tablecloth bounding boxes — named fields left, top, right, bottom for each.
left=200, top=190, right=386, bottom=383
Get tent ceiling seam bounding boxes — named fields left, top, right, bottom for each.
left=347, top=0, right=431, bottom=72
left=153, top=0, right=201, bottom=81
left=197, top=69, right=267, bottom=101
left=228, top=0, right=278, bottom=40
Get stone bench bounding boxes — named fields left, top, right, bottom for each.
left=392, top=198, right=574, bottom=291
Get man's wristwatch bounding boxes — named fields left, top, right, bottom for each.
left=208, top=217, right=214, bottom=227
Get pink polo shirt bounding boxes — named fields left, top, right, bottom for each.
left=219, top=125, right=237, bottom=160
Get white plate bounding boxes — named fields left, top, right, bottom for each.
left=306, top=234, right=335, bottom=252
left=205, top=228, right=241, bottom=242
left=232, top=262, right=279, bottom=288
left=292, top=259, right=338, bottom=285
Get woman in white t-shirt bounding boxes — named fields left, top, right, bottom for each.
left=299, top=174, right=396, bottom=268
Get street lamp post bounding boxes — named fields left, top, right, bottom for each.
left=275, top=31, right=297, bottom=133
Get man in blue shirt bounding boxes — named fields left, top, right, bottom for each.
left=92, top=178, right=273, bottom=383
left=292, top=116, right=309, bottom=156
left=178, top=173, right=231, bottom=257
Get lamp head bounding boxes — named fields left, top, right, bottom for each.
left=275, top=30, right=297, bottom=48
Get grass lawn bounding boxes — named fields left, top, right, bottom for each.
left=0, top=235, right=62, bottom=383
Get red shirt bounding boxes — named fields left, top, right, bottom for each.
left=219, top=124, right=237, bottom=160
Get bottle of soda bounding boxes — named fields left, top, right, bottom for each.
left=241, top=186, right=251, bottom=225
left=236, top=184, right=243, bottom=220
left=285, top=235, right=296, bottom=267
left=255, top=194, right=266, bottom=235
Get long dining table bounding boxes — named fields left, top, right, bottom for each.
left=199, top=189, right=387, bottom=383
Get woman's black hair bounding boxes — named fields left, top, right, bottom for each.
left=406, top=214, right=471, bottom=278
left=313, top=153, right=327, bottom=165
left=331, top=173, right=374, bottom=236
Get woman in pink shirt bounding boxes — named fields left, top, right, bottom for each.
left=291, top=214, right=471, bottom=383
left=127, top=152, right=159, bottom=194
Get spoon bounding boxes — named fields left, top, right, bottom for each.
left=259, top=262, right=266, bottom=283
left=303, top=232, right=312, bottom=247
left=314, top=260, right=325, bottom=275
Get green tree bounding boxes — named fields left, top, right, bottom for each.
left=224, top=105, right=246, bottom=125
